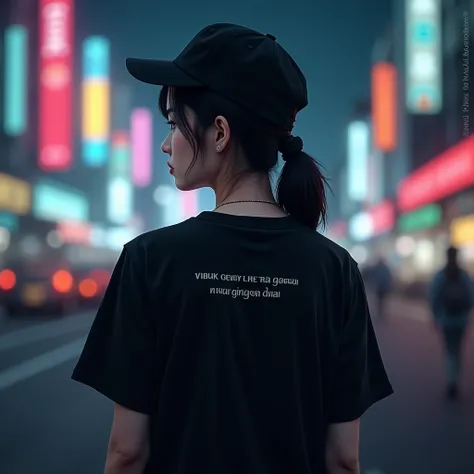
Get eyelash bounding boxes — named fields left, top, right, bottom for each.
left=166, top=120, right=176, bottom=130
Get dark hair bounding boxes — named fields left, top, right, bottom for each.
left=159, top=86, right=329, bottom=230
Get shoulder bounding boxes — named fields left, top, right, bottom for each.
left=301, top=231, right=359, bottom=283
left=312, top=231, right=349, bottom=255
left=124, top=218, right=200, bottom=259
left=311, top=231, right=357, bottom=268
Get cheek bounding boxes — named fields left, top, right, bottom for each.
left=172, top=130, right=191, bottom=156
left=172, top=132, right=197, bottom=171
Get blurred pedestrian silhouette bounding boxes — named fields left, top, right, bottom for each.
left=365, top=256, right=393, bottom=320
left=429, top=246, right=474, bottom=400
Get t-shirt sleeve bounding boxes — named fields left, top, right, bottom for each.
left=71, top=244, right=157, bottom=414
left=328, top=258, right=394, bottom=424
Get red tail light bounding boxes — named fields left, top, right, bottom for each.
left=52, top=270, right=73, bottom=293
left=79, top=278, right=98, bottom=298
left=0, top=269, right=16, bottom=290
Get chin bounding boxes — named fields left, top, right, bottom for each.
left=174, top=176, right=206, bottom=192
left=175, top=180, right=198, bottom=192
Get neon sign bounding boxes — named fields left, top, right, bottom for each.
left=3, top=25, right=28, bottom=136
left=82, top=36, right=110, bottom=166
left=38, top=0, right=74, bottom=170
left=398, top=136, right=474, bottom=212
left=131, top=108, right=152, bottom=187
left=108, top=131, right=133, bottom=224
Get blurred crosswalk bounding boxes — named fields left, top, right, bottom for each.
left=0, top=312, right=91, bottom=352
left=0, top=311, right=93, bottom=391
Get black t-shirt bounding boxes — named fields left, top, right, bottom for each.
left=72, top=212, right=393, bottom=474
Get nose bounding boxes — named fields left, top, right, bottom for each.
left=161, top=133, right=171, bottom=155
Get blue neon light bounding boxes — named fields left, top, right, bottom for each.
left=83, top=36, right=110, bottom=79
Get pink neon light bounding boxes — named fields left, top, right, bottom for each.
left=39, top=0, right=74, bottom=171
left=131, top=108, right=152, bottom=187
left=182, top=191, right=198, bottom=218
left=398, top=135, right=474, bottom=212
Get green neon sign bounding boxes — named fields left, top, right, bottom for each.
left=398, top=204, right=442, bottom=232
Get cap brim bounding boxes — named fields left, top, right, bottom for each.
left=126, top=58, right=202, bottom=87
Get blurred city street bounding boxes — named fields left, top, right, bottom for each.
left=0, top=298, right=473, bottom=474
left=0, top=0, right=473, bottom=473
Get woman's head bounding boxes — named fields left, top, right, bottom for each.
left=158, top=85, right=279, bottom=192
left=127, top=23, right=329, bottom=229
left=159, top=85, right=328, bottom=229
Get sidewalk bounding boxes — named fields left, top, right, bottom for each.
left=369, top=292, right=474, bottom=346
left=367, top=292, right=430, bottom=323
left=362, top=295, right=474, bottom=474
left=387, top=294, right=430, bottom=323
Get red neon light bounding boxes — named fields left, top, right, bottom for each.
left=39, top=0, right=74, bottom=170
left=57, top=221, right=91, bottom=244
left=397, top=136, right=474, bottom=212
left=369, top=199, right=395, bottom=235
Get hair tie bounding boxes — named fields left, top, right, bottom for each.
left=279, top=135, right=303, bottom=161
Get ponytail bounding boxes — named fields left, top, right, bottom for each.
left=276, top=135, right=329, bottom=230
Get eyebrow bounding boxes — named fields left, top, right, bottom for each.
left=165, top=108, right=174, bottom=116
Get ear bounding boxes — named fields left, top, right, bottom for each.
left=213, top=115, right=231, bottom=152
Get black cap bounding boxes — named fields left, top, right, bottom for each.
left=126, top=23, right=308, bottom=131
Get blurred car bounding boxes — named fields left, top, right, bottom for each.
left=0, top=263, right=79, bottom=317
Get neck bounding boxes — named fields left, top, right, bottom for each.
left=213, top=173, right=286, bottom=217
left=215, top=172, right=275, bottom=204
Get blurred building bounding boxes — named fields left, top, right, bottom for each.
left=0, top=0, right=144, bottom=273
left=443, top=0, right=474, bottom=149
left=399, top=0, right=474, bottom=169
left=0, top=0, right=38, bottom=175
left=393, top=0, right=474, bottom=282
left=330, top=0, right=474, bottom=284
left=368, top=0, right=474, bottom=193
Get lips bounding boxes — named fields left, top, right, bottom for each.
left=167, top=162, right=174, bottom=174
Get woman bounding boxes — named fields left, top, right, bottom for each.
left=72, top=23, right=393, bottom=474
left=429, top=246, right=473, bottom=400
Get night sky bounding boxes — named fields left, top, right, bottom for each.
left=77, top=0, right=392, bottom=182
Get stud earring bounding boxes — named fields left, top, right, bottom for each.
left=216, top=145, right=221, bottom=151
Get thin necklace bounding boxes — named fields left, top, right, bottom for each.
left=214, top=199, right=281, bottom=211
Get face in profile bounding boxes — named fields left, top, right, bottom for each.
left=160, top=92, right=224, bottom=192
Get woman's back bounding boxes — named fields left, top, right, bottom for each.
left=74, top=212, right=392, bottom=473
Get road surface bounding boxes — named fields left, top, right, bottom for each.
left=0, top=298, right=473, bottom=474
